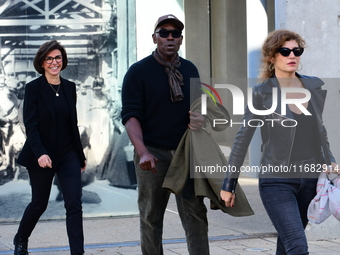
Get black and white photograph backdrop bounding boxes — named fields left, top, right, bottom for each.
left=0, top=0, right=138, bottom=222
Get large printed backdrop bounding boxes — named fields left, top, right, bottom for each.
left=0, top=0, right=138, bottom=222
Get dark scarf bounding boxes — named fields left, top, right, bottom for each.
left=152, top=49, right=184, bottom=102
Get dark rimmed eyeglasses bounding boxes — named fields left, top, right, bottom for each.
left=277, top=47, right=304, bottom=57
left=155, top=29, right=182, bottom=38
left=45, top=55, right=63, bottom=64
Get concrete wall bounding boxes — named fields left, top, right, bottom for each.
left=184, top=0, right=211, bottom=82
left=275, top=0, right=340, bottom=241
left=275, top=0, right=340, bottom=159
left=185, top=0, right=248, bottom=147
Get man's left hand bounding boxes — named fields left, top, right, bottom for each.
left=188, top=111, right=206, bottom=130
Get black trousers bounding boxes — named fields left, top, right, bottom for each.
left=17, top=150, right=84, bottom=254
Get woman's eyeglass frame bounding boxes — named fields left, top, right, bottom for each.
left=44, top=55, right=63, bottom=64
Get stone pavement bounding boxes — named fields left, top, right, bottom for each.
left=1, top=178, right=339, bottom=255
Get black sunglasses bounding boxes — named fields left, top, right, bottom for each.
left=277, top=47, right=304, bottom=57
left=155, top=29, right=182, bottom=38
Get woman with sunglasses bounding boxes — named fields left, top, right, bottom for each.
left=14, top=40, right=86, bottom=255
left=220, top=29, right=337, bottom=254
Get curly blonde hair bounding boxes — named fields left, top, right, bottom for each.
left=259, top=29, right=306, bottom=82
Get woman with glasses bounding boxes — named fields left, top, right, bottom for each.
left=220, top=29, right=337, bottom=254
left=14, top=40, right=86, bottom=255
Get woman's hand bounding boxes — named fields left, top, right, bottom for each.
left=38, top=154, right=52, bottom=168
left=220, top=190, right=236, bottom=207
left=81, top=160, right=87, bottom=172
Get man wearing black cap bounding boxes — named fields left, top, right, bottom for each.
left=121, top=14, right=210, bottom=255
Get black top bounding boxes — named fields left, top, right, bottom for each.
left=121, top=55, right=200, bottom=150
left=51, top=84, right=77, bottom=158
left=290, top=103, right=319, bottom=161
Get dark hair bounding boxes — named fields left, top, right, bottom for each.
left=259, top=29, right=306, bottom=81
left=33, top=40, right=68, bottom=74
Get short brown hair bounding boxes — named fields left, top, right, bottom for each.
left=259, top=29, right=306, bottom=81
left=33, top=40, right=68, bottom=74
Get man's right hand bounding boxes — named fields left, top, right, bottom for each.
left=139, top=151, right=158, bottom=174
left=124, top=117, right=158, bottom=174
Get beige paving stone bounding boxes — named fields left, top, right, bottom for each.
left=209, top=246, right=238, bottom=255
left=240, top=238, right=276, bottom=250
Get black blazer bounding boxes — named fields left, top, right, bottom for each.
left=17, top=75, right=86, bottom=169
